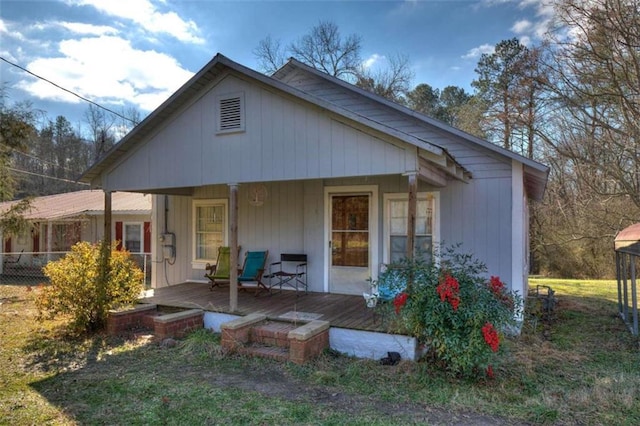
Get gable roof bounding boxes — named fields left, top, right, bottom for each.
left=0, top=191, right=151, bottom=221
left=80, top=53, right=547, bottom=200
left=274, top=58, right=549, bottom=200
left=80, top=53, right=466, bottom=186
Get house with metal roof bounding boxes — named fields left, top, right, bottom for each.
left=0, top=190, right=151, bottom=271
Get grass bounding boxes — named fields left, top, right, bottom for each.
left=1, top=278, right=639, bottom=425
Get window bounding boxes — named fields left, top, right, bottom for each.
left=193, top=199, right=228, bottom=263
left=123, top=223, right=142, bottom=253
left=44, top=222, right=82, bottom=252
left=216, top=92, right=245, bottom=134
left=384, top=193, right=438, bottom=264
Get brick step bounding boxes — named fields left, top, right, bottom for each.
left=250, top=321, right=298, bottom=348
left=240, top=343, right=290, bottom=362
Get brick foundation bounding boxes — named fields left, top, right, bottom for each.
left=107, top=304, right=157, bottom=335
left=153, top=309, right=204, bottom=339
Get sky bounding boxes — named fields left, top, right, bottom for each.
left=0, top=0, right=555, bottom=135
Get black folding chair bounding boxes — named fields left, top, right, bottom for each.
left=266, top=254, right=307, bottom=295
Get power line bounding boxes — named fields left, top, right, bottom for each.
left=7, top=167, right=89, bottom=186
left=1, top=143, right=79, bottom=175
left=0, top=56, right=136, bottom=124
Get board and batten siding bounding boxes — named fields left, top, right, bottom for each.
left=279, top=69, right=518, bottom=289
left=277, top=69, right=512, bottom=180
left=103, top=75, right=415, bottom=193
left=150, top=173, right=515, bottom=295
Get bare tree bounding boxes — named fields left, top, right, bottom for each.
left=253, top=35, right=287, bottom=75
left=254, top=21, right=413, bottom=101
left=356, top=53, right=413, bottom=103
left=543, top=0, right=640, bottom=207
left=84, top=104, right=116, bottom=161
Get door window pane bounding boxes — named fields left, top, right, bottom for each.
left=332, top=195, right=369, bottom=267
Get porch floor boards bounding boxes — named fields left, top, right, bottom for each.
left=140, top=282, right=384, bottom=332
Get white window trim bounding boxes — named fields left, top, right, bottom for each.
left=192, top=199, right=228, bottom=268
left=382, top=192, right=440, bottom=265
left=123, top=222, right=143, bottom=254
left=215, top=91, right=245, bottom=134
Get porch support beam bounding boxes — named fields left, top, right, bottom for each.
left=104, top=190, right=112, bottom=248
left=46, top=220, right=53, bottom=262
left=229, top=183, right=239, bottom=313
left=405, top=171, right=418, bottom=260
left=418, top=157, right=447, bottom=187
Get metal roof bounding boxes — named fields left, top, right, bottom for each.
left=615, top=223, right=640, bottom=256
left=0, top=190, right=151, bottom=221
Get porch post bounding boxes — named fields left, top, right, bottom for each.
left=229, top=184, right=239, bottom=312
left=104, top=191, right=112, bottom=247
left=406, top=172, right=418, bottom=260
left=46, top=220, right=53, bottom=262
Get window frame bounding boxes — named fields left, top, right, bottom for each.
left=382, top=192, right=440, bottom=265
left=192, top=199, right=228, bottom=267
left=123, top=222, right=143, bottom=254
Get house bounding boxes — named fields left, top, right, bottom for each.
left=80, top=54, right=548, bottom=314
left=0, top=190, right=152, bottom=273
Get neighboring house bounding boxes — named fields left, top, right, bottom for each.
left=80, top=54, right=548, bottom=305
left=0, top=190, right=152, bottom=270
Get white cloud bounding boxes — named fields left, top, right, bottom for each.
left=59, top=22, right=118, bottom=36
left=363, top=53, right=384, bottom=69
left=462, top=44, right=494, bottom=59
left=512, top=19, right=532, bottom=34
left=72, top=0, right=204, bottom=44
left=18, top=35, right=194, bottom=111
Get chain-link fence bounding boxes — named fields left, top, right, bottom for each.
left=1, top=251, right=151, bottom=287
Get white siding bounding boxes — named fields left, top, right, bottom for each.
left=278, top=69, right=512, bottom=180
left=150, top=176, right=513, bottom=291
left=104, top=75, right=412, bottom=193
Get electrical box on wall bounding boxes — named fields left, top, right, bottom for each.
left=159, top=233, right=175, bottom=260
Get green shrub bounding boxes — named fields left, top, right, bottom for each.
left=36, top=241, right=144, bottom=332
left=375, top=247, right=521, bottom=379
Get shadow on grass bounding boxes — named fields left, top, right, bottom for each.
left=21, top=292, right=640, bottom=425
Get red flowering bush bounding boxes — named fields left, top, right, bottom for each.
left=376, top=247, right=521, bottom=379
left=393, top=292, right=408, bottom=314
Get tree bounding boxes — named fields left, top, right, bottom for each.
left=406, top=83, right=472, bottom=127
left=85, top=104, right=117, bottom=161
left=0, top=87, right=37, bottom=201
left=472, top=38, right=544, bottom=157
left=355, top=53, right=413, bottom=103
left=255, top=21, right=413, bottom=102
left=255, top=21, right=362, bottom=79
left=543, top=0, right=640, bottom=208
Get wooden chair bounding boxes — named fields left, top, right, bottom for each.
left=238, top=250, right=269, bottom=296
left=2, top=249, right=24, bottom=267
left=205, top=246, right=240, bottom=290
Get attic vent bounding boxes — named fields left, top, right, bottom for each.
left=217, top=92, right=245, bottom=134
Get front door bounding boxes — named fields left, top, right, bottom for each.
left=329, top=194, right=371, bottom=294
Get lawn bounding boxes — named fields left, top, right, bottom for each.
left=1, top=278, right=639, bottom=425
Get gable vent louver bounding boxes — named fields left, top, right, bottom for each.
left=217, top=93, right=244, bottom=133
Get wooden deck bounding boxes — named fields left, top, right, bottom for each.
left=141, top=282, right=384, bottom=332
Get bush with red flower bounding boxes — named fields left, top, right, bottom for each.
left=375, top=246, right=521, bottom=379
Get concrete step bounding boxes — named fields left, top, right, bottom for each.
left=250, top=321, right=297, bottom=348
